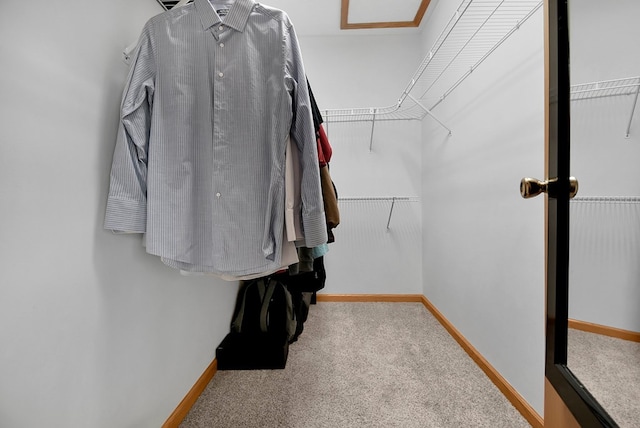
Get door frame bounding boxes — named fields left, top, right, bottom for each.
left=543, top=0, right=618, bottom=426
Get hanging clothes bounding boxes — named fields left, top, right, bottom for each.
left=104, top=0, right=327, bottom=278
left=307, top=81, right=340, bottom=241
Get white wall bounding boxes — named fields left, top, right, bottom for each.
left=567, top=0, right=640, bottom=331
left=419, top=0, right=546, bottom=416
left=299, top=35, right=424, bottom=294
left=0, top=1, right=239, bottom=426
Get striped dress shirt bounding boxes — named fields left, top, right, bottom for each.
left=104, top=0, right=327, bottom=277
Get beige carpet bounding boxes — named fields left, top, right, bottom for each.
left=568, top=328, right=640, bottom=427
left=180, top=302, right=530, bottom=427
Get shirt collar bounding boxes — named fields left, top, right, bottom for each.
left=194, top=0, right=255, bottom=33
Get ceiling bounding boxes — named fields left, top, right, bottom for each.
left=157, top=0, right=435, bottom=36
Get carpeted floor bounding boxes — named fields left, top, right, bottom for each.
left=568, top=328, right=640, bottom=428
left=180, top=302, right=530, bottom=427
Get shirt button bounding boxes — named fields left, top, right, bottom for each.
left=219, top=43, right=224, bottom=48
left=216, top=193, right=221, bottom=198
left=219, top=26, right=224, bottom=31
left=218, top=72, right=224, bottom=78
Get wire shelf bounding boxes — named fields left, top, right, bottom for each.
left=570, top=77, right=640, bottom=101
left=570, top=76, right=640, bottom=137
left=572, top=196, right=640, bottom=204
left=324, top=0, right=543, bottom=126
left=338, top=197, right=419, bottom=202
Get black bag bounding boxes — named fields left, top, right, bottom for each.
left=217, top=277, right=296, bottom=370
left=288, top=290, right=313, bottom=343
left=216, top=331, right=290, bottom=370
left=230, top=277, right=296, bottom=341
left=271, top=256, right=326, bottom=342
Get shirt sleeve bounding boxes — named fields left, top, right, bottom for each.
left=104, top=22, right=156, bottom=233
left=284, top=23, right=328, bottom=248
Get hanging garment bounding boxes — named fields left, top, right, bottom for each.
left=104, top=0, right=327, bottom=277
left=276, top=256, right=327, bottom=293
left=316, top=124, right=333, bottom=167
left=307, top=79, right=324, bottom=132
left=177, top=226, right=299, bottom=281
left=307, top=81, right=339, bottom=241
left=320, top=165, right=340, bottom=231
left=285, top=135, right=304, bottom=244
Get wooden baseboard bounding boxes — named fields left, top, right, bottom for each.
left=569, top=318, right=640, bottom=342
left=418, top=296, right=544, bottom=428
left=316, top=293, right=424, bottom=302
left=162, top=358, right=218, bottom=428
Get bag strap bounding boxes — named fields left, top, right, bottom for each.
left=231, top=283, right=248, bottom=333
left=259, top=278, right=278, bottom=333
left=231, top=279, right=267, bottom=333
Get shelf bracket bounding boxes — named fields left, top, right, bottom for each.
left=386, top=197, right=397, bottom=229
left=626, top=83, right=640, bottom=138
left=369, top=109, right=377, bottom=152
left=406, top=94, right=452, bottom=135
left=324, top=110, right=329, bottom=138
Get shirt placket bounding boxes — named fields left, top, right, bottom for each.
left=211, top=24, right=232, bottom=257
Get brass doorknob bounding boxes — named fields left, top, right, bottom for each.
left=520, top=177, right=578, bottom=199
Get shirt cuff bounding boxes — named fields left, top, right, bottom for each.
left=302, top=211, right=328, bottom=248
left=104, top=197, right=147, bottom=233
